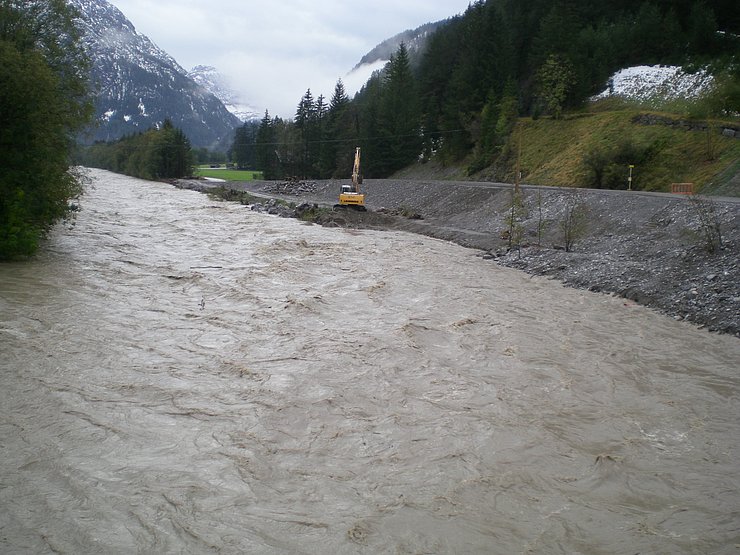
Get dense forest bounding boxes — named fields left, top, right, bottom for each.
left=0, top=0, right=93, bottom=259
left=241, top=0, right=739, bottom=181
left=78, top=120, right=194, bottom=181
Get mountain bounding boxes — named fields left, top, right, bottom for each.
left=187, top=65, right=260, bottom=123
left=352, top=20, right=446, bottom=71
left=69, top=0, right=240, bottom=149
left=345, top=20, right=447, bottom=94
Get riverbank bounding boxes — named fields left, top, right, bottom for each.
left=172, top=177, right=740, bottom=336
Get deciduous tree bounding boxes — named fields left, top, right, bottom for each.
left=0, top=0, right=93, bottom=259
left=536, top=54, right=575, bottom=119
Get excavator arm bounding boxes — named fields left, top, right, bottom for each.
left=351, top=147, right=362, bottom=191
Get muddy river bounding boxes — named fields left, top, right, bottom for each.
left=1, top=169, right=739, bottom=554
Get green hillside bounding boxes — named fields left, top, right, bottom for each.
left=469, top=109, right=740, bottom=195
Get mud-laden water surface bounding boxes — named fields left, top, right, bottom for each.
left=1, top=169, right=739, bottom=554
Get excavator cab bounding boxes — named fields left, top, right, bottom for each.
left=335, top=147, right=366, bottom=210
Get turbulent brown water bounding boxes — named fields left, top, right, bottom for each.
left=1, top=168, right=739, bottom=554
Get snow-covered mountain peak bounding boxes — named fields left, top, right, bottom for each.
left=70, top=0, right=184, bottom=74
left=68, top=0, right=240, bottom=149
left=187, top=65, right=260, bottom=122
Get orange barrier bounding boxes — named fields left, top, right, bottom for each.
left=671, top=182, right=694, bottom=195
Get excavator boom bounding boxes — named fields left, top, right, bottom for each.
left=352, top=147, right=361, bottom=189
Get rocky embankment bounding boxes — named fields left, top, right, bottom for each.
left=172, top=177, right=740, bottom=336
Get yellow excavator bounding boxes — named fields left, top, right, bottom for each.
left=335, top=147, right=366, bottom=211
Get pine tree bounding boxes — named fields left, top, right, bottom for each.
left=255, top=110, right=279, bottom=178
left=355, top=73, right=384, bottom=176
left=295, top=88, right=315, bottom=129
left=294, top=89, right=317, bottom=177
left=417, top=15, right=465, bottom=162
left=166, top=124, right=193, bottom=178
left=271, top=116, right=297, bottom=177
left=379, top=43, right=422, bottom=174
left=321, top=79, right=353, bottom=177
left=629, top=2, right=666, bottom=64
left=687, top=2, right=719, bottom=55
left=310, top=94, right=326, bottom=176
left=231, top=122, right=258, bottom=169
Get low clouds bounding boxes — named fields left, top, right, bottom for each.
left=109, top=0, right=470, bottom=117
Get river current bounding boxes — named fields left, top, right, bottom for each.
left=1, top=169, right=739, bottom=554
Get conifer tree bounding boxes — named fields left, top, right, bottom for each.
left=294, top=89, right=317, bottom=177
left=255, top=110, right=279, bottom=178
left=321, top=79, right=353, bottom=177
left=231, top=122, right=258, bottom=169
left=311, top=94, right=326, bottom=176
left=355, top=73, right=384, bottom=176
left=295, top=89, right=315, bottom=129
left=379, top=43, right=422, bottom=174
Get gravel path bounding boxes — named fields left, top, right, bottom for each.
left=174, top=177, right=740, bottom=337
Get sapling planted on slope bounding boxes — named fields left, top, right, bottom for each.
left=560, top=188, right=588, bottom=253
left=687, top=194, right=723, bottom=254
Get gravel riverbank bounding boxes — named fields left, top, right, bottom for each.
left=173, top=177, right=740, bottom=336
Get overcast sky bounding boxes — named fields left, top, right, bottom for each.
left=108, top=0, right=472, bottom=118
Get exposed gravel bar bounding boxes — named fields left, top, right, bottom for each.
left=173, top=177, right=740, bottom=337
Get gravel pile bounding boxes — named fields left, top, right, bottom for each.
left=262, top=179, right=319, bottom=196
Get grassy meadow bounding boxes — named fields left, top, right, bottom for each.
left=195, top=167, right=263, bottom=181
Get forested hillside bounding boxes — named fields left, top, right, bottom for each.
left=242, top=0, right=739, bottom=187
left=78, top=120, right=194, bottom=180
